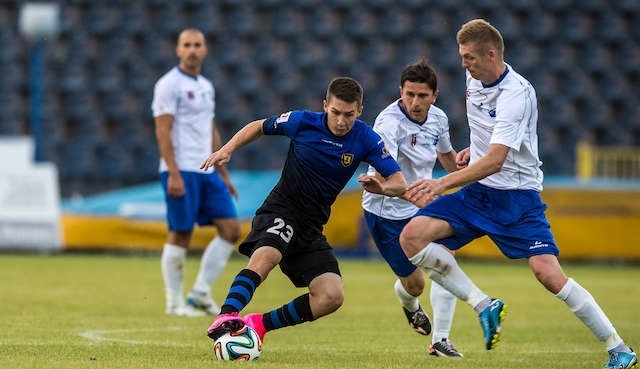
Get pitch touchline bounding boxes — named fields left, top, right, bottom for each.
left=79, top=326, right=195, bottom=347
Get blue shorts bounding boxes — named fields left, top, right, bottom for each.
left=364, top=210, right=417, bottom=277
left=160, top=171, right=238, bottom=232
left=415, top=182, right=558, bottom=259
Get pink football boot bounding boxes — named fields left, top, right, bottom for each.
left=207, top=312, right=244, bottom=340
left=243, top=313, right=267, bottom=342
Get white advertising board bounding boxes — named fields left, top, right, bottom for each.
left=0, top=137, right=61, bottom=251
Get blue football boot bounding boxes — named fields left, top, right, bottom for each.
left=478, top=298, right=506, bottom=350
left=604, top=349, right=637, bottom=369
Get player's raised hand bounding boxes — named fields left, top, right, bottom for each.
left=456, top=147, right=470, bottom=169
left=201, top=149, right=231, bottom=170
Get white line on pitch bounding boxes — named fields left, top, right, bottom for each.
left=79, top=326, right=198, bottom=347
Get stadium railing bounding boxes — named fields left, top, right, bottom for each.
left=576, top=141, right=640, bottom=179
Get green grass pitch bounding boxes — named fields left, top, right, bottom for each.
left=0, top=253, right=637, bottom=368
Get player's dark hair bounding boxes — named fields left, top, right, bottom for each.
left=326, top=77, right=363, bottom=106
left=400, top=59, right=438, bottom=91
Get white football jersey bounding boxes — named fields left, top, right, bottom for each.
left=465, top=63, right=543, bottom=191
left=362, top=100, right=453, bottom=220
left=152, top=67, right=216, bottom=173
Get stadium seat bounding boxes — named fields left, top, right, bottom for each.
left=120, top=3, right=149, bottom=35
left=415, top=10, right=449, bottom=40
left=539, top=0, right=572, bottom=12
left=381, top=8, right=413, bottom=39
left=560, top=13, right=592, bottom=43
left=192, top=3, right=222, bottom=35
left=153, top=3, right=184, bottom=35
left=344, top=6, right=378, bottom=39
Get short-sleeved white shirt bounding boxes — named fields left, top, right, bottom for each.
left=362, top=100, right=453, bottom=220
left=465, top=64, right=543, bottom=191
left=152, top=67, right=216, bottom=173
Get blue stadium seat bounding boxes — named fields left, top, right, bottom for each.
left=95, top=141, right=133, bottom=178
left=120, top=3, right=149, bottom=35
left=270, top=7, right=305, bottom=38
left=539, top=0, right=572, bottom=12
left=381, top=8, right=413, bottom=39
left=60, top=138, right=99, bottom=179
left=594, top=10, right=627, bottom=43
left=560, top=13, right=592, bottom=43
left=415, top=10, right=449, bottom=40
left=361, top=38, right=396, bottom=70
left=227, top=6, right=259, bottom=37
left=308, top=7, right=341, bottom=38
left=192, top=3, right=222, bottom=35
left=524, top=11, right=558, bottom=42
left=344, top=6, right=378, bottom=39
left=153, top=3, right=184, bottom=35
left=85, top=5, right=123, bottom=36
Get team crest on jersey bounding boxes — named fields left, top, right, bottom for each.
left=187, top=91, right=194, bottom=99
left=411, top=134, right=417, bottom=147
left=341, top=153, right=354, bottom=167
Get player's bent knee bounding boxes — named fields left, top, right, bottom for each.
left=218, top=222, right=242, bottom=243
left=309, top=274, right=344, bottom=316
left=528, top=254, right=567, bottom=294
left=399, top=222, right=430, bottom=258
left=323, top=288, right=344, bottom=312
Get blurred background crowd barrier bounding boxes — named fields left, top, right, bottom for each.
left=0, top=1, right=638, bottom=258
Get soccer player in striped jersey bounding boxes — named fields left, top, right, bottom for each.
left=152, top=29, right=241, bottom=317
left=362, top=59, right=463, bottom=357
left=400, top=19, right=636, bottom=368
left=201, top=77, right=409, bottom=345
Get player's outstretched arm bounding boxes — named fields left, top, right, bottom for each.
left=201, top=119, right=265, bottom=170
left=408, top=143, right=509, bottom=202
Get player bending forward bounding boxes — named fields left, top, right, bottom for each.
left=202, top=77, right=413, bottom=347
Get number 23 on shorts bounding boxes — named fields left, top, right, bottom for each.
left=266, top=217, right=294, bottom=243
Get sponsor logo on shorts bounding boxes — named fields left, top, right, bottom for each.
left=529, top=240, right=549, bottom=250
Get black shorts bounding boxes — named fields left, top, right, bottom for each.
left=238, top=206, right=341, bottom=288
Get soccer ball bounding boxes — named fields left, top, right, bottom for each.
left=213, top=326, right=262, bottom=361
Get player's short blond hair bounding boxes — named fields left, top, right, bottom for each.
left=456, top=19, right=504, bottom=57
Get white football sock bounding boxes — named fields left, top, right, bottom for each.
left=191, top=236, right=234, bottom=294
left=430, top=280, right=457, bottom=343
left=394, top=279, right=420, bottom=312
left=556, top=278, right=622, bottom=350
left=409, top=243, right=488, bottom=309
left=161, top=243, right=186, bottom=306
